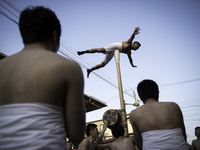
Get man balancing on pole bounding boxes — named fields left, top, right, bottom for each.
left=77, top=27, right=141, bottom=78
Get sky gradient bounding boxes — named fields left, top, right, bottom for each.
left=1, top=0, right=200, bottom=144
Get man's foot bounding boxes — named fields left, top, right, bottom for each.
left=87, top=69, right=91, bottom=78
left=77, top=51, right=84, bottom=55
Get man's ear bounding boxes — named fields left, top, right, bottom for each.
left=51, top=31, right=58, bottom=44
left=50, top=31, right=59, bottom=52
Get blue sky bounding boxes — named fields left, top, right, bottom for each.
left=1, top=0, right=200, bottom=144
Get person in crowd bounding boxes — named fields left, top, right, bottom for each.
left=192, top=126, right=200, bottom=150
left=77, top=27, right=141, bottom=78
left=96, top=124, right=136, bottom=150
left=0, top=6, right=85, bottom=150
left=130, top=79, right=189, bottom=150
left=78, top=123, right=108, bottom=150
left=67, top=141, right=72, bottom=150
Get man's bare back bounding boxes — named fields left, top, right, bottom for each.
left=0, top=48, right=82, bottom=107
left=108, top=137, right=135, bottom=150
left=130, top=80, right=188, bottom=150
left=131, top=101, right=185, bottom=133
left=0, top=6, right=85, bottom=149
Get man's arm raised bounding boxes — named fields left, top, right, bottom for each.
left=127, top=27, right=140, bottom=44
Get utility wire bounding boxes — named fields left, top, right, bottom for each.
left=3, top=0, right=21, bottom=13
left=0, top=3, right=19, bottom=18
left=0, top=9, right=18, bottom=25
left=184, top=113, right=200, bottom=118
left=159, top=78, right=200, bottom=87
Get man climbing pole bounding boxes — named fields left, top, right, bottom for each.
left=77, top=27, right=141, bottom=78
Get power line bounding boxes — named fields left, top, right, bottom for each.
left=0, top=3, right=19, bottom=19
left=184, top=112, right=200, bottom=118
left=185, top=119, right=200, bottom=121
left=0, top=9, right=18, bottom=25
left=159, top=78, right=200, bottom=87
left=181, top=105, right=200, bottom=109
left=3, top=0, right=21, bottom=13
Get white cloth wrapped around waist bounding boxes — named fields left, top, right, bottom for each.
left=141, top=128, right=189, bottom=150
left=0, top=103, right=67, bottom=150
left=104, top=42, right=122, bottom=52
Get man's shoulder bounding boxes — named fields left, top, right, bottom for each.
left=130, top=105, right=144, bottom=115
left=79, top=138, right=90, bottom=147
left=130, top=107, right=143, bottom=121
left=46, top=51, right=81, bottom=70
left=161, top=101, right=180, bottom=108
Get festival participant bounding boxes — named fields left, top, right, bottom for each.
left=78, top=123, right=107, bottom=150
left=191, top=126, right=200, bottom=150
left=77, top=27, right=141, bottom=78
left=0, top=6, right=85, bottom=150
left=96, top=124, right=136, bottom=150
left=130, top=79, right=188, bottom=150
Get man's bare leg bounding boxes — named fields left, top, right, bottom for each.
left=77, top=48, right=106, bottom=55
left=87, top=62, right=106, bottom=78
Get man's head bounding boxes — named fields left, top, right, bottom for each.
left=132, top=41, right=141, bottom=51
left=195, top=126, right=200, bottom=137
left=86, top=124, right=99, bottom=138
left=19, top=6, right=61, bottom=51
left=137, top=79, right=159, bottom=102
left=111, top=124, right=124, bottom=138
left=66, top=141, right=72, bottom=150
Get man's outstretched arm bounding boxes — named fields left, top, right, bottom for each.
left=127, top=52, right=137, bottom=67
left=127, top=27, right=140, bottom=44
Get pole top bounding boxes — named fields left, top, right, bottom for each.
left=114, top=49, right=120, bottom=63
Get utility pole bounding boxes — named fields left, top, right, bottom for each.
left=114, top=49, right=128, bottom=135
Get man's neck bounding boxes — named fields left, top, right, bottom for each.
left=87, top=136, right=94, bottom=142
left=144, top=98, right=158, bottom=104
left=116, top=136, right=124, bottom=141
left=23, top=41, right=52, bottom=52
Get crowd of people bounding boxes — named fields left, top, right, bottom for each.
left=0, top=5, right=199, bottom=150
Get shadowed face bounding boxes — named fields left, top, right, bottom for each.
left=66, top=142, right=72, bottom=149
left=132, top=42, right=140, bottom=50
left=91, top=127, right=100, bottom=138
left=195, top=128, right=200, bottom=137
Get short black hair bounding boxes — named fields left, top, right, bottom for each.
left=86, top=124, right=97, bottom=137
left=133, top=41, right=141, bottom=47
left=137, top=79, right=159, bottom=102
left=19, top=6, right=61, bottom=44
left=111, top=124, right=124, bottom=138
left=195, top=126, right=200, bottom=130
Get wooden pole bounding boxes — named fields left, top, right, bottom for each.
left=114, top=49, right=128, bottom=135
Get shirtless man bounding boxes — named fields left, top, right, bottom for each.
left=77, top=27, right=141, bottom=78
left=130, top=79, right=188, bottom=150
left=192, top=127, right=200, bottom=150
left=0, top=6, right=85, bottom=149
left=96, top=124, right=135, bottom=150
left=78, top=123, right=107, bottom=150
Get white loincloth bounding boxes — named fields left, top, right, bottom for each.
left=103, top=42, right=122, bottom=64
left=0, top=103, right=67, bottom=150
left=141, top=128, right=189, bottom=150
left=104, top=42, right=122, bottom=52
